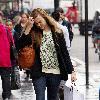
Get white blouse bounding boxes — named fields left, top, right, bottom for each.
left=40, top=30, right=60, bottom=74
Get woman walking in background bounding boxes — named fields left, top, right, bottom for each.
left=52, top=7, right=74, bottom=47
left=14, top=12, right=31, bottom=80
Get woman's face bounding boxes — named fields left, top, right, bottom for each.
left=21, top=14, right=28, bottom=23
left=34, top=15, right=47, bottom=30
left=59, top=12, right=65, bottom=20
left=6, top=21, right=13, bottom=30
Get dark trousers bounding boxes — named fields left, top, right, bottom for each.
left=0, top=67, right=11, bottom=99
left=32, top=74, right=61, bottom=100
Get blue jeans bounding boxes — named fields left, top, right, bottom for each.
left=32, top=74, right=61, bottom=100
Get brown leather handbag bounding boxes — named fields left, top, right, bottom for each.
left=18, top=45, right=35, bottom=69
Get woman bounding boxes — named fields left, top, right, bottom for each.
left=27, top=8, right=76, bottom=100
left=14, top=12, right=30, bottom=51
left=14, top=13, right=31, bottom=79
left=52, top=7, right=74, bottom=47
left=18, top=8, right=76, bottom=100
left=6, top=19, right=15, bottom=35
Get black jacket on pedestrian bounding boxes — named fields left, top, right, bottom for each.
left=62, top=20, right=74, bottom=42
left=14, top=23, right=32, bottom=51
left=31, top=30, right=74, bottom=81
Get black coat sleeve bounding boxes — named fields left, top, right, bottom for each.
left=57, top=33, right=74, bottom=74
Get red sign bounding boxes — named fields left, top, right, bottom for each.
left=65, top=6, right=79, bottom=23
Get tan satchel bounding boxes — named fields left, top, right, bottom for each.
left=18, top=45, right=35, bottom=69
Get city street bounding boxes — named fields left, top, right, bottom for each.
left=0, top=25, right=100, bottom=100
left=0, top=0, right=100, bottom=100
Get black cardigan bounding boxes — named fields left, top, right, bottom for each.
left=14, top=24, right=32, bottom=51
left=31, top=31, right=73, bottom=81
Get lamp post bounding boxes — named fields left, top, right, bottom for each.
left=85, top=0, right=89, bottom=88
left=80, top=0, right=82, bottom=23
left=54, top=0, right=59, bottom=10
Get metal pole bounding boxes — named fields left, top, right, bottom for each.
left=80, top=0, right=82, bottom=22
left=85, top=0, right=89, bottom=88
left=54, top=0, right=59, bottom=10
left=79, top=0, right=84, bottom=35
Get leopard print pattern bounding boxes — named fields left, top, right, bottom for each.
left=40, top=31, right=60, bottom=74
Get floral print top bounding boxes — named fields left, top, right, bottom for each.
left=40, top=30, right=60, bottom=74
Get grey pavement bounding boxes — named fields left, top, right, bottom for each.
left=72, top=58, right=100, bottom=100
left=71, top=24, right=100, bottom=100
left=0, top=70, right=36, bottom=100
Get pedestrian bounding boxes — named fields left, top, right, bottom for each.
left=52, top=11, right=71, bottom=51
left=52, top=8, right=76, bottom=100
left=92, top=22, right=100, bottom=53
left=14, top=12, right=31, bottom=79
left=6, top=19, right=17, bottom=67
left=27, top=8, right=76, bottom=100
left=52, top=7, right=74, bottom=47
left=6, top=19, right=15, bottom=35
left=14, top=12, right=29, bottom=51
left=0, top=11, right=13, bottom=100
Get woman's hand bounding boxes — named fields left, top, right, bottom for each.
left=71, top=71, right=77, bottom=82
left=28, top=17, right=34, bottom=26
left=24, top=17, right=34, bottom=35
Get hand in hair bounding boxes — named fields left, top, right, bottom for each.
left=24, top=17, right=34, bottom=35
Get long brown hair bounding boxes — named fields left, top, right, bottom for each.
left=30, top=8, right=62, bottom=46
